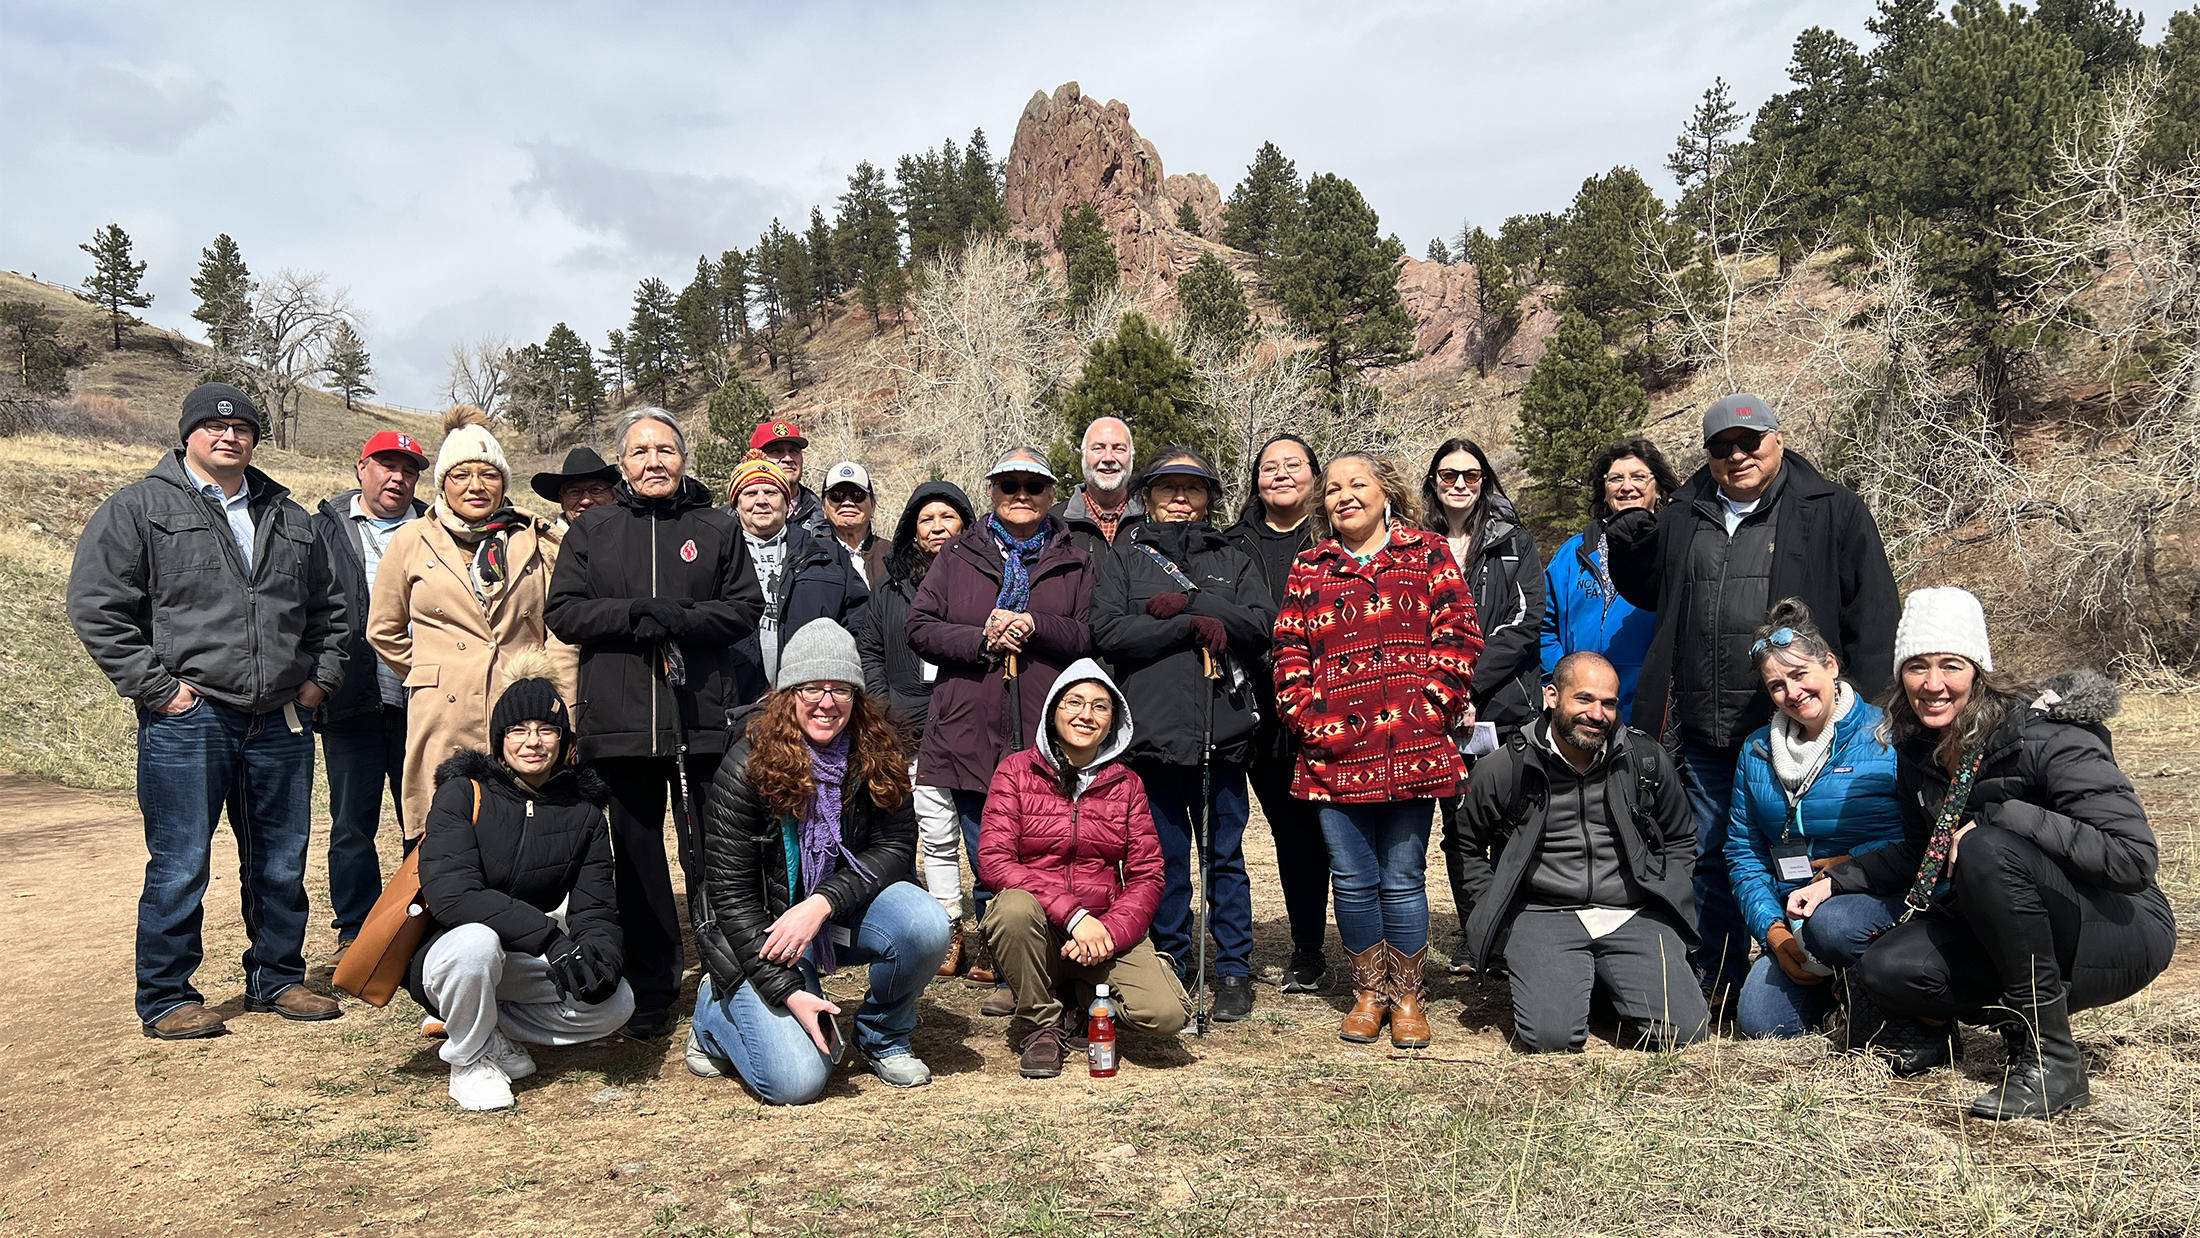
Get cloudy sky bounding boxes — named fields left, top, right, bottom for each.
left=0, top=0, right=1917, bottom=408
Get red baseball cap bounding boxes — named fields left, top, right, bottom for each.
left=360, top=430, right=430, bottom=468
left=749, top=419, right=808, bottom=451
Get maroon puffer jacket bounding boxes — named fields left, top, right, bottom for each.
left=977, top=687, right=1162, bottom=949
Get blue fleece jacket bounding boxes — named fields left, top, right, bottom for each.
left=1539, top=528, right=1657, bottom=718
left=1725, top=697, right=1906, bottom=944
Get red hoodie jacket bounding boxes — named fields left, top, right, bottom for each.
left=1271, top=526, right=1484, bottom=802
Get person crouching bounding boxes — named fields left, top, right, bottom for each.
left=686, top=620, right=952, bottom=1102
left=980, top=660, right=1192, bottom=1078
left=408, top=650, right=633, bottom=1112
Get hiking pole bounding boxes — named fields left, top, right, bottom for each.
left=659, top=639, right=699, bottom=883
left=1003, top=651, right=1025, bottom=753
left=1193, top=647, right=1220, bottom=1036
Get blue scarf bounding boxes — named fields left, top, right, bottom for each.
left=988, top=514, right=1049, bottom=612
left=794, top=730, right=852, bottom=972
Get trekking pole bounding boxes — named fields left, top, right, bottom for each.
left=1193, top=647, right=1220, bottom=1036
left=659, top=640, right=699, bottom=883
left=1003, top=651, right=1025, bottom=753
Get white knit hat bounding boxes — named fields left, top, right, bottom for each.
left=1892, top=586, right=1993, bottom=672
left=434, top=405, right=512, bottom=488
left=776, top=619, right=865, bottom=691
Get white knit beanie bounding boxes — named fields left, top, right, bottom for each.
left=434, top=405, right=512, bottom=488
left=776, top=619, right=865, bottom=692
left=1892, top=586, right=1993, bottom=672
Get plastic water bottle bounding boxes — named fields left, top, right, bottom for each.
left=1087, top=983, right=1118, bottom=1077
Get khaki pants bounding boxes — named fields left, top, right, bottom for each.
left=983, top=887, right=1191, bottom=1043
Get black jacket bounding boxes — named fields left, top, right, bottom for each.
left=1091, top=521, right=1277, bottom=767
left=545, top=478, right=765, bottom=759
left=1607, top=452, right=1897, bottom=746
left=858, top=481, right=976, bottom=736
left=404, top=749, right=621, bottom=1014
left=1830, top=671, right=2167, bottom=901
left=1051, top=485, right=1145, bottom=563
left=732, top=524, right=870, bottom=704
left=1454, top=496, right=1545, bottom=728
left=691, top=713, right=917, bottom=1008
left=312, top=489, right=427, bottom=725
left=1221, top=510, right=1315, bottom=767
left=1452, top=719, right=1698, bottom=972
left=67, top=451, right=349, bottom=714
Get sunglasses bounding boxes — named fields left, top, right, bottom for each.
left=1749, top=627, right=1798, bottom=657
left=1709, top=430, right=1768, bottom=459
left=825, top=488, right=871, bottom=505
left=994, top=477, right=1053, bottom=497
left=1435, top=468, right=1484, bottom=488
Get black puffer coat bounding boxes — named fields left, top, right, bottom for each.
left=1832, top=671, right=2168, bottom=901
left=731, top=525, right=870, bottom=704
left=1454, top=496, right=1545, bottom=729
left=1091, top=521, right=1277, bottom=767
left=1221, top=511, right=1315, bottom=768
left=858, top=482, right=976, bottom=736
left=405, top=749, right=621, bottom=1014
left=691, top=711, right=917, bottom=1008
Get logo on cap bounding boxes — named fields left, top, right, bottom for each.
left=398, top=434, right=420, bottom=452
left=217, top=400, right=233, bottom=415
left=775, top=423, right=793, bottom=438
left=680, top=539, right=697, bottom=563
left=1736, top=406, right=1755, bottom=418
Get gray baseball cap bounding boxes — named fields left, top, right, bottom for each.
left=1702, top=393, right=1779, bottom=444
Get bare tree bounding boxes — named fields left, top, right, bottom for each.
left=248, top=269, right=354, bottom=449
left=445, top=336, right=512, bottom=417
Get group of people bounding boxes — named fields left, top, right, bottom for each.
left=68, top=381, right=2176, bottom=1122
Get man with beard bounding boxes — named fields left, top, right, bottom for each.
left=1449, top=653, right=1709, bottom=1054
left=1051, top=416, right=1142, bottom=560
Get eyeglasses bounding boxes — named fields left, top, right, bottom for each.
left=1709, top=431, right=1768, bottom=459
left=505, top=723, right=562, bottom=741
left=1434, top=468, right=1484, bottom=488
left=1259, top=457, right=1309, bottom=478
left=792, top=684, right=856, bottom=704
left=446, top=466, right=502, bottom=485
left=994, top=478, right=1053, bottom=497
left=1057, top=698, right=1112, bottom=718
left=1604, top=470, right=1656, bottom=487
left=564, top=482, right=614, bottom=500
left=198, top=420, right=256, bottom=441
left=1749, top=628, right=1798, bottom=657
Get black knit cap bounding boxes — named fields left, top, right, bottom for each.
left=490, top=676, right=571, bottom=755
left=179, top=382, right=262, bottom=444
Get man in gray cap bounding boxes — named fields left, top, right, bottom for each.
left=68, top=381, right=350, bottom=1039
left=1603, top=392, right=1897, bottom=1005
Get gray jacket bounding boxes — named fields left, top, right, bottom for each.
left=67, top=450, right=348, bottom=714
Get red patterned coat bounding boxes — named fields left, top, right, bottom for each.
left=1270, top=527, right=1484, bottom=802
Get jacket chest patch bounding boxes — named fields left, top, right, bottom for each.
left=680, top=539, right=698, bottom=563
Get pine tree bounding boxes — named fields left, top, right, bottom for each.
left=189, top=233, right=254, bottom=353
left=78, top=223, right=152, bottom=349
left=896, top=147, right=952, bottom=267
left=1496, top=213, right=1564, bottom=282
left=1463, top=226, right=1525, bottom=377
left=544, top=322, right=604, bottom=434
left=0, top=301, right=73, bottom=395
left=1749, top=27, right=1872, bottom=242
left=1553, top=167, right=1666, bottom=339
left=698, top=372, right=775, bottom=482
left=717, top=248, right=751, bottom=346
left=1177, top=251, right=1252, bottom=356
left=1059, top=203, right=1119, bottom=311
left=674, top=255, right=725, bottom=377
left=1425, top=237, right=1452, bottom=264
left=626, top=277, right=684, bottom=402
left=2036, top=0, right=2144, bottom=84
left=1867, top=0, right=1945, bottom=82
left=1221, top=141, right=1304, bottom=262
left=603, top=328, right=630, bottom=397
left=1668, top=78, right=1745, bottom=236
left=1514, top=309, right=1648, bottom=520
left=837, top=160, right=905, bottom=332
left=323, top=322, right=374, bottom=409
left=1064, top=312, right=1206, bottom=458
left=960, top=129, right=1009, bottom=238
left=1270, top=173, right=1417, bottom=404
left=1176, top=200, right=1204, bottom=236
left=806, top=206, right=840, bottom=317
left=2150, top=10, right=2200, bottom=170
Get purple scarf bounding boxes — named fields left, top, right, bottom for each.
left=796, top=730, right=853, bottom=971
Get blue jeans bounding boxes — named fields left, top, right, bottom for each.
left=1317, top=800, right=1434, bottom=955
left=953, top=789, right=991, bottom=921
left=320, top=704, right=406, bottom=938
left=1735, top=892, right=1905, bottom=1039
left=689, top=881, right=950, bottom=1105
left=1678, top=741, right=1749, bottom=994
left=135, top=698, right=316, bottom=1024
left=1139, top=761, right=1252, bottom=979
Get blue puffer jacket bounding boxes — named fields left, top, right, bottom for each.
left=1539, top=525, right=1656, bottom=718
left=1725, top=696, right=1905, bottom=944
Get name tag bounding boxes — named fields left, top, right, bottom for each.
left=919, top=659, right=938, bottom=684
left=1771, top=839, right=1813, bottom=882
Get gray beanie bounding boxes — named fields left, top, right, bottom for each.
left=776, top=619, right=864, bottom=692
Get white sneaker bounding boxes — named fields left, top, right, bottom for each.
left=862, top=1051, right=933, bottom=1089
left=685, top=1028, right=730, bottom=1079
left=485, top=1031, right=536, bottom=1082
left=448, top=1055, right=514, bottom=1111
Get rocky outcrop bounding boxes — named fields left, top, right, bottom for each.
left=1163, top=173, right=1224, bottom=241
left=1004, top=82, right=1212, bottom=291
left=1393, top=257, right=1564, bottom=385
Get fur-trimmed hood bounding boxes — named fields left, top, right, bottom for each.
left=433, top=747, right=609, bottom=807
left=2033, top=669, right=2121, bottom=726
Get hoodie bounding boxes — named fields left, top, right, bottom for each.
left=856, top=481, right=976, bottom=737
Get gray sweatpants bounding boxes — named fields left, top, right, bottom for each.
left=421, top=923, right=635, bottom=1067
left=1499, top=908, right=1711, bottom=1053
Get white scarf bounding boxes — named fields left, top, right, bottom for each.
left=1769, top=680, right=1856, bottom=801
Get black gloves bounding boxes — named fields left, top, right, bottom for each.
left=574, top=938, right=622, bottom=1005
left=545, top=934, right=620, bottom=1006
left=1604, top=507, right=1657, bottom=546
left=1189, top=615, right=1228, bottom=651
left=630, top=597, right=695, bottom=643
left=1146, top=592, right=1190, bottom=620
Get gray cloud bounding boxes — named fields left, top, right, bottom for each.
left=55, top=64, right=229, bottom=155
left=515, top=142, right=800, bottom=262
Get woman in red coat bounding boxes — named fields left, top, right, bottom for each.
left=978, top=659, right=1191, bottom=1078
left=1271, top=452, right=1483, bottom=1049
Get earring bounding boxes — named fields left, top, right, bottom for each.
left=1382, top=503, right=1394, bottom=527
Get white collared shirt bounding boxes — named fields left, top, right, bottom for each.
left=184, top=459, right=255, bottom=571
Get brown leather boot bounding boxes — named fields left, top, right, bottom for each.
left=1339, top=942, right=1390, bottom=1043
left=143, top=1002, right=226, bottom=1040
left=967, top=931, right=999, bottom=985
left=1386, top=944, right=1431, bottom=1049
left=936, top=928, right=964, bottom=978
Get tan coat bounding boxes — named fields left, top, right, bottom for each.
left=367, top=510, right=576, bottom=838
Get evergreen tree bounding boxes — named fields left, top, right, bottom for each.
left=1271, top=173, right=1417, bottom=404
left=896, top=146, right=952, bottom=267
left=1514, top=309, right=1648, bottom=520
left=836, top=160, right=906, bottom=331
left=717, top=248, right=751, bottom=345
left=189, top=233, right=254, bottom=353
left=1177, top=199, right=1204, bottom=236
left=1463, top=226, right=1525, bottom=377
left=0, top=301, right=73, bottom=395
left=1668, top=78, right=1748, bottom=239
left=1749, top=27, right=1872, bottom=242
left=806, top=206, right=840, bottom=316
left=674, top=255, right=725, bottom=374
left=78, top=222, right=152, bottom=349
left=1494, top=213, right=1564, bottom=282
left=959, top=129, right=1009, bottom=238
left=603, top=328, right=630, bottom=397
left=323, top=321, right=374, bottom=409
left=1059, top=203, right=1119, bottom=311
left=1553, top=167, right=1666, bottom=340
left=2036, top=0, right=2144, bottom=84
left=698, top=373, right=775, bottom=482
left=1177, top=251, right=1252, bottom=356
left=1425, top=237, right=1452, bottom=263
left=1220, top=141, right=1304, bottom=261
left=2150, top=10, right=2200, bottom=170
left=626, top=276, right=684, bottom=402
left=544, top=321, right=604, bottom=434
left=1063, top=312, right=1206, bottom=458
left=1867, top=0, right=1946, bottom=82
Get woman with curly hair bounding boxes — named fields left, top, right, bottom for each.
left=685, top=620, right=952, bottom=1104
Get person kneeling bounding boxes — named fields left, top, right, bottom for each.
left=410, top=652, right=634, bottom=1113
left=1453, top=653, right=1711, bottom=1053
left=980, top=661, right=1192, bottom=1078
left=687, top=620, right=952, bottom=1103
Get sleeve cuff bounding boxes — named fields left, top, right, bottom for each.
left=1065, top=909, right=1090, bottom=933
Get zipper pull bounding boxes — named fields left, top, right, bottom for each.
left=526, top=801, right=535, bottom=817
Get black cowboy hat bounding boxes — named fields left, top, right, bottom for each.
left=530, top=446, right=620, bottom=502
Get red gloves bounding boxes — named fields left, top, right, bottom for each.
left=1189, top=615, right=1228, bottom=651
left=1146, top=592, right=1190, bottom=619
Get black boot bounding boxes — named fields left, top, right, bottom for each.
left=1871, top=1016, right=1960, bottom=1078
left=1970, top=998, right=2091, bottom=1120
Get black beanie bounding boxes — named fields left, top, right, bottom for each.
left=179, top=383, right=261, bottom=444
left=490, top=676, right=571, bottom=755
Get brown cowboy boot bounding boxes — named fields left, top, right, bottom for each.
left=1386, top=944, right=1432, bottom=1049
left=1339, top=942, right=1390, bottom=1043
